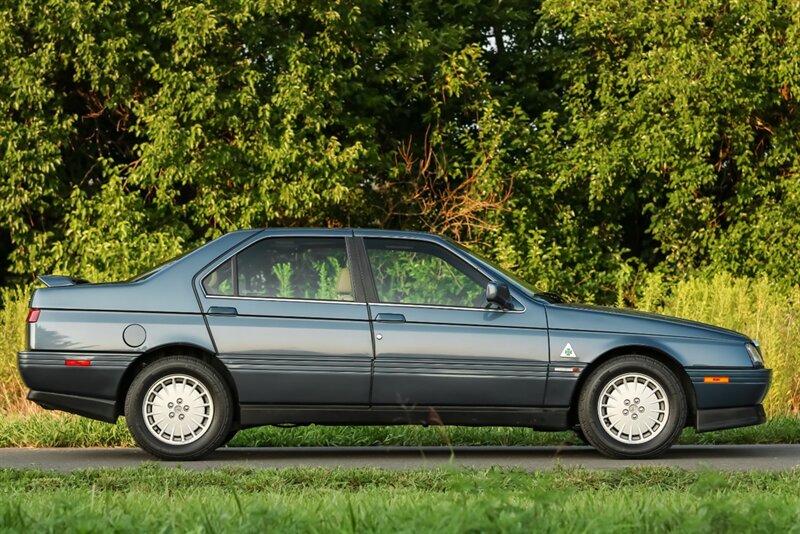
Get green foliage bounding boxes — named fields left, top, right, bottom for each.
left=271, top=262, right=294, bottom=299
left=536, top=0, right=800, bottom=294
left=0, top=287, right=29, bottom=413
left=0, top=0, right=542, bottom=286
left=235, top=241, right=351, bottom=300
left=0, top=0, right=795, bottom=298
left=368, top=248, right=485, bottom=307
left=312, top=257, right=345, bottom=301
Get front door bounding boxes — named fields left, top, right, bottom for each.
left=196, top=234, right=373, bottom=405
left=357, top=236, right=549, bottom=408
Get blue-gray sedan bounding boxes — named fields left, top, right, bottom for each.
left=18, top=229, right=771, bottom=459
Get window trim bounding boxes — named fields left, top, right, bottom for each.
left=197, top=235, right=364, bottom=305
left=352, top=237, right=378, bottom=303
left=204, top=293, right=366, bottom=306
left=368, top=301, right=524, bottom=313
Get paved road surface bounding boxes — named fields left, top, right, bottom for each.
left=1, top=445, right=798, bottom=471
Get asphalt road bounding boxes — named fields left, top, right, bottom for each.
left=1, top=445, right=798, bottom=471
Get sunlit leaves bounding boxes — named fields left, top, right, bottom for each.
left=1, top=0, right=799, bottom=299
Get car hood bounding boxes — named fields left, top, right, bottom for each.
left=545, top=302, right=749, bottom=342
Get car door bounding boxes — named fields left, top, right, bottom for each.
left=357, top=235, right=549, bottom=407
left=195, top=233, right=373, bottom=406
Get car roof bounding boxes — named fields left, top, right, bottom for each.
left=254, top=228, right=445, bottom=240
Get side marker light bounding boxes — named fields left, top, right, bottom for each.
left=703, top=376, right=729, bottom=383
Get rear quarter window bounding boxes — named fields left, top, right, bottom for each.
left=202, top=258, right=234, bottom=296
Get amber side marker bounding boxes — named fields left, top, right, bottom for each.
left=65, top=359, right=91, bottom=367
left=703, top=376, right=730, bottom=383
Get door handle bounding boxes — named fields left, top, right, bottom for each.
left=375, top=313, right=406, bottom=323
left=207, top=306, right=238, bottom=316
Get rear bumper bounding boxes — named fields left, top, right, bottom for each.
left=695, top=404, right=766, bottom=433
left=27, top=390, right=118, bottom=423
left=18, top=351, right=135, bottom=422
left=18, top=351, right=135, bottom=399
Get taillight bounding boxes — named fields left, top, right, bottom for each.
left=26, top=308, right=40, bottom=323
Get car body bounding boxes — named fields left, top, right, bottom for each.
left=18, top=228, right=771, bottom=459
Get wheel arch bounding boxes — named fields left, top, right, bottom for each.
left=569, top=344, right=696, bottom=428
left=116, top=343, right=240, bottom=426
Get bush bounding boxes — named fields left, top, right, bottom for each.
left=638, top=274, right=800, bottom=416
left=0, top=286, right=32, bottom=414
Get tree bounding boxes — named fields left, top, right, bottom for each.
left=538, top=0, right=800, bottom=293
left=2, top=0, right=799, bottom=302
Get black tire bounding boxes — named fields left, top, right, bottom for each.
left=125, top=355, right=233, bottom=461
left=578, top=355, right=686, bottom=459
left=573, top=426, right=589, bottom=445
left=221, top=430, right=239, bottom=447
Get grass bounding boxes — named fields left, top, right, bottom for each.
left=0, top=466, right=799, bottom=532
left=1, top=412, right=799, bottom=448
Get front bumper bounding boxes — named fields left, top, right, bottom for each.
left=688, top=367, right=771, bottom=433
left=695, top=404, right=766, bottom=433
left=688, top=367, right=771, bottom=409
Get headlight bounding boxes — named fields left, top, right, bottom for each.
left=745, top=341, right=764, bottom=367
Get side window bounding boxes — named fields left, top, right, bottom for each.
left=364, top=238, right=487, bottom=308
left=202, top=258, right=234, bottom=296
left=233, top=237, right=353, bottom=301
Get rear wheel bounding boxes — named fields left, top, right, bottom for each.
left=578, top=355, right=686, bottom=459
left=572, top=426, right=589, bottom=445
left=125, top=356, right=233, bottom=460
left=222, top=430, right=239, bottom=447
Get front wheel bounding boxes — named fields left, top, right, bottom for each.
left=578, top=355, right=686, bottom=459
left=125, top=356, right=233, bottom=460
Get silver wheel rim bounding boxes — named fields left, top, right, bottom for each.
left=597, top=372, right=669, bottom=444
left=142, top=374, right=214, bottom=445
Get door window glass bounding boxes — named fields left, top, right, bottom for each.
left=202, top=237, right=354, bottom=301
left=236, top=237, right=353, bottom=301
left=364, top=238, right=487, bottom=307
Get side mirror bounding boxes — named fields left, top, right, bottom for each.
left=486, top=281, right=513, bottom=309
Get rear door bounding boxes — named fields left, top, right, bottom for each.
left=356, top=235, right=550, bottom=407
left=196, top=233, right=373, bottom=405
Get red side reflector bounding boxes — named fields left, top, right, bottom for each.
left=65, top=359, right=91, bottom=367
left=703, top=376, right=729, bottom=383
left=26, top=308, right=40, bottom=323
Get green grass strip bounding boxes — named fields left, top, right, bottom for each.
left=1, top=413, right=799, bottom=448
left=0, top=466, right=799, bottom=532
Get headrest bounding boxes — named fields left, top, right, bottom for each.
left=336, top=267, right=352, bottom=296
